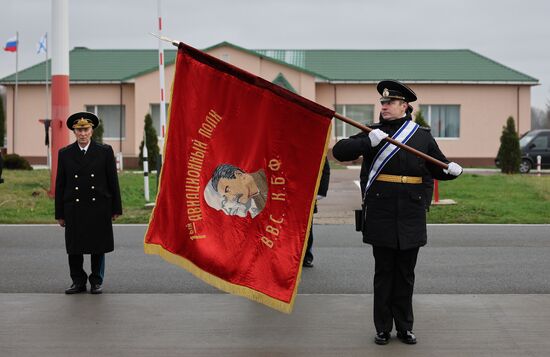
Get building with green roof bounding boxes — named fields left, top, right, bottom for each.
left=0, top=41, right=538, bottom=167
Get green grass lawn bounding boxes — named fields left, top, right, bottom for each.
left=0, top=170, right=158, bottom=224
left=0, top=170, right=549, bottom=224
left=428, top=173, right=550, bottom=223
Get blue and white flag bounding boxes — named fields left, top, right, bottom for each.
left=36, top=33, right=47, bottom=54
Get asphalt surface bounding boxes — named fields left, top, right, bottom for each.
left=3, top=293, right=550, bottom=357
left=1, top=224, right=549, bottom=294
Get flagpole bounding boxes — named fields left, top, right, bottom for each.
left=49, top=0, right=71, bottom=197
left=157, top=0, right=167, bottom=172
left=45, top=33, right=51, bottom=169
left=143, top=131, right=150, bottom=202
left=13, top=31, right=19, bottom=153
left=333, top=112, right=448, bottom=169
left=45, top=33, right=50, bottom=120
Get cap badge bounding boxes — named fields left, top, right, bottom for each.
left=383, top=88, right=389, bottom=97
left=72, top=118, right=93, bottom=129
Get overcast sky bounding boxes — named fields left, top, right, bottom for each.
left=1, top=0, right=549, bottom=109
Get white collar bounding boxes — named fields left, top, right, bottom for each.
left=78, top=142, right=91, bottom=153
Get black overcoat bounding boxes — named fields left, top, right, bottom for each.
left=318, top=158, right=331, bottom=197
left=332, top=115, right=458, bottom=250
left=313, top=158, right=331, bottom=213
left=55, top=141, right=122, bottom=254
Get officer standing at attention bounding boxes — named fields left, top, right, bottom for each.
left=55, top=112, right=122, bottom=294
left=332, top=80, right=462, bottom=345
left=303, top=157, right=330, bottom=268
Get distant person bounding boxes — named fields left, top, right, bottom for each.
left=333, top=80, right=462, bottom=345
left=55, top=112, right=122, bottom=295
left=303, top=157, right=330, bottom=268
left=205, top=164, right=268, bottom=218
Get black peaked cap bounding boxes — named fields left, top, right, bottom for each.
left=377, top=80, right=417, bottom=103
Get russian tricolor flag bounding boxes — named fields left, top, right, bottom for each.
left=4, top=36, right=17, bottom=52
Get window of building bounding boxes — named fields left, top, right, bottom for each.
left=85, top=105, right=125, bottom=139
left=334, top=105, right=374, bottom=138
left=418, top=105, right=460, bottom=138
left=150, top=103, right=170, bottom=137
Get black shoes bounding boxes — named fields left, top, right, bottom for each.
left=302, top=258, right=314, bottom=268
left=396, top=330, right=417, bottom=344
left=90, top=284, right=103, bottom=294
left=65, top=283, right=103, bottom=294
left=65, top=284, right=86, bottom=294
left=374, top=332, right=390, bottom=345
left=375, top=331, right=417, bottom=345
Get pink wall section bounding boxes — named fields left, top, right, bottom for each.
left=4, top=83, right=136, bottom=161
left=414, top=84, right=530, bottom=159
left=5, top=85, right=52, bottom=157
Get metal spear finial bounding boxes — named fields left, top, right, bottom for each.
left=149, top=32, right=179, bottom=47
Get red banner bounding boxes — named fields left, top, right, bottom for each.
left=144, top=43, right=333, bottom=313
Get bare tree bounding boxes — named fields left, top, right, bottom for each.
left=531, top=106, right=545, bottom=129
left=545, top=102, right=550, bottom=128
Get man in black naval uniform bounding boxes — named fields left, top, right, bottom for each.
left=55, top=112, right=122, bottom=294
left=303, top=157, right=330, bottom=268
left=332, top=80, right=462, bottom=345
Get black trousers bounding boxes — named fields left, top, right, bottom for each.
left=372, top=246, right=419, bottom=333
left=68, top=254, right=105, bottom=286
left=305, top=205, right=319, bottom=263
left=304, top=226, right=314, bottom=262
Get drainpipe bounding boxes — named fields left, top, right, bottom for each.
left=517, top=86, right=520, bottom=133
left=119, top=83, right=123, bottom=154
left=333, top=84, right=337, bottom=140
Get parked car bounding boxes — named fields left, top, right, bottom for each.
left=495, top=129, right=550, bottom=173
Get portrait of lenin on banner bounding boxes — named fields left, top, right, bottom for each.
left=204, top=164, right=268, bottom=219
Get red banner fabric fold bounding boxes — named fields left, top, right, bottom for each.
left=144, top=42, right=334, bottom=313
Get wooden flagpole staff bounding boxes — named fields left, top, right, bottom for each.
left=150, top=34, right=448, bottom=170
left=333, top=113, right=448, bottom=169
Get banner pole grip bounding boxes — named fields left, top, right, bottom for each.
left=333, top=112, right=448, bottom=169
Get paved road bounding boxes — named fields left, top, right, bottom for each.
left=2, top=224, right=550, bottom=356
left=1, top=224, right=549, bottom=294
left=2, top=293, right=549, bottom=357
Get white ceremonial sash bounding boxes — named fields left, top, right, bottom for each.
left=364, top=120, right=419, bottom=195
